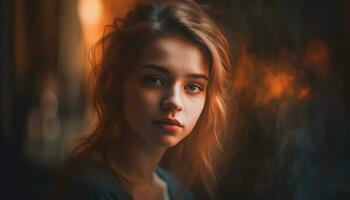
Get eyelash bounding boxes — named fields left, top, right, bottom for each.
left=143, top=75, right=204, bottom=94
left=143, top=75, right=164, bottom=87
left=184, top=83, right=203, bottom=94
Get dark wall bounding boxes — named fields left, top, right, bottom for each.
left=197, top=0, right=350, bottom=199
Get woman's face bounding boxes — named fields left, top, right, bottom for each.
left=123, top=35, right=209, bottom=148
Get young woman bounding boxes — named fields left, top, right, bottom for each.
left=54, top=0, right=232, bottom=199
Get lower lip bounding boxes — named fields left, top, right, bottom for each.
left=154, top=123, right=181, bottom=133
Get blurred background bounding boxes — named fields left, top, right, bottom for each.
left=0, top=0, right=349, bottom=199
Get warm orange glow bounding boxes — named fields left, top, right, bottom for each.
left=78, top=0, right=106, bottom=86
left=266, top=72, right=294, bottom=98
left=258, top=71, right=295, bottom=105
left=231, top=40, right=326, bottom=107
left=78, top=0, right=138, bottom=71
left=77, top=0, right=138, bottom=103
left=297, top=85, right=311, bottom=100
left=233, top=67, right=248, bottom=92
left=78, top=0, right=103, bottom=26
left=232, top=50, right=254, bottom=92
left=302, top=39, right=330, bottom=76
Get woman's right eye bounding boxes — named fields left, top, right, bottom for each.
left=143, top=75, right=164, bottom=87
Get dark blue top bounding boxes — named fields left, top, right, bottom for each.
left=55, top=160, right=192, bottom=200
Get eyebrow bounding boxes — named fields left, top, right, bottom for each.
left=140, top=64, right=209, bottom=81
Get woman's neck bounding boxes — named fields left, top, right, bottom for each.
left=108, top=129, right=167, bottom=185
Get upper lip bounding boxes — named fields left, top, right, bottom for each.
left=153, top=118, right=183, bottom=127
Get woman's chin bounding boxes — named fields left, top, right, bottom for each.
left=154, top=135, right=182, bottom=148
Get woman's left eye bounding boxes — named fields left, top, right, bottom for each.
left=184, top=83, right=203, bottom=94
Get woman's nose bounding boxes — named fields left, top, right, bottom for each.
left=161, top=85, right=183, bottom=113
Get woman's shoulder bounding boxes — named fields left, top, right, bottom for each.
left=53, top=159, right=130, bottom=200
left=156, top=167, right=193, bottom=200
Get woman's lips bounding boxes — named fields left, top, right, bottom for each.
left=155, top=123, right=182, bottom=132
left=153, top=118, right=183, bottom=127
left=152, top=119, right=183, bottom=133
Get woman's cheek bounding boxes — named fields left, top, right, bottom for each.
left=184, top=97, right=204, bottom=121
left=140, top=89, right=162, bottom=109
left=189, top=94, right=206, bottom=110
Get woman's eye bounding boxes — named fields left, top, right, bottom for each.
left=144, top=75, right=164, bottom=87
left=185, top=83, right=203, bottom=94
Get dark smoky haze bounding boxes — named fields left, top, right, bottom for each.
left=1, top=0, right=349, bottom=200
left=199, top=0, right=349, bottom=199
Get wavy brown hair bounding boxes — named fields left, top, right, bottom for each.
left=73, top=0, right=232, bottom=195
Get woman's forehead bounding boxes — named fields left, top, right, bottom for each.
left=135, top=35, right=209, bottom=76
